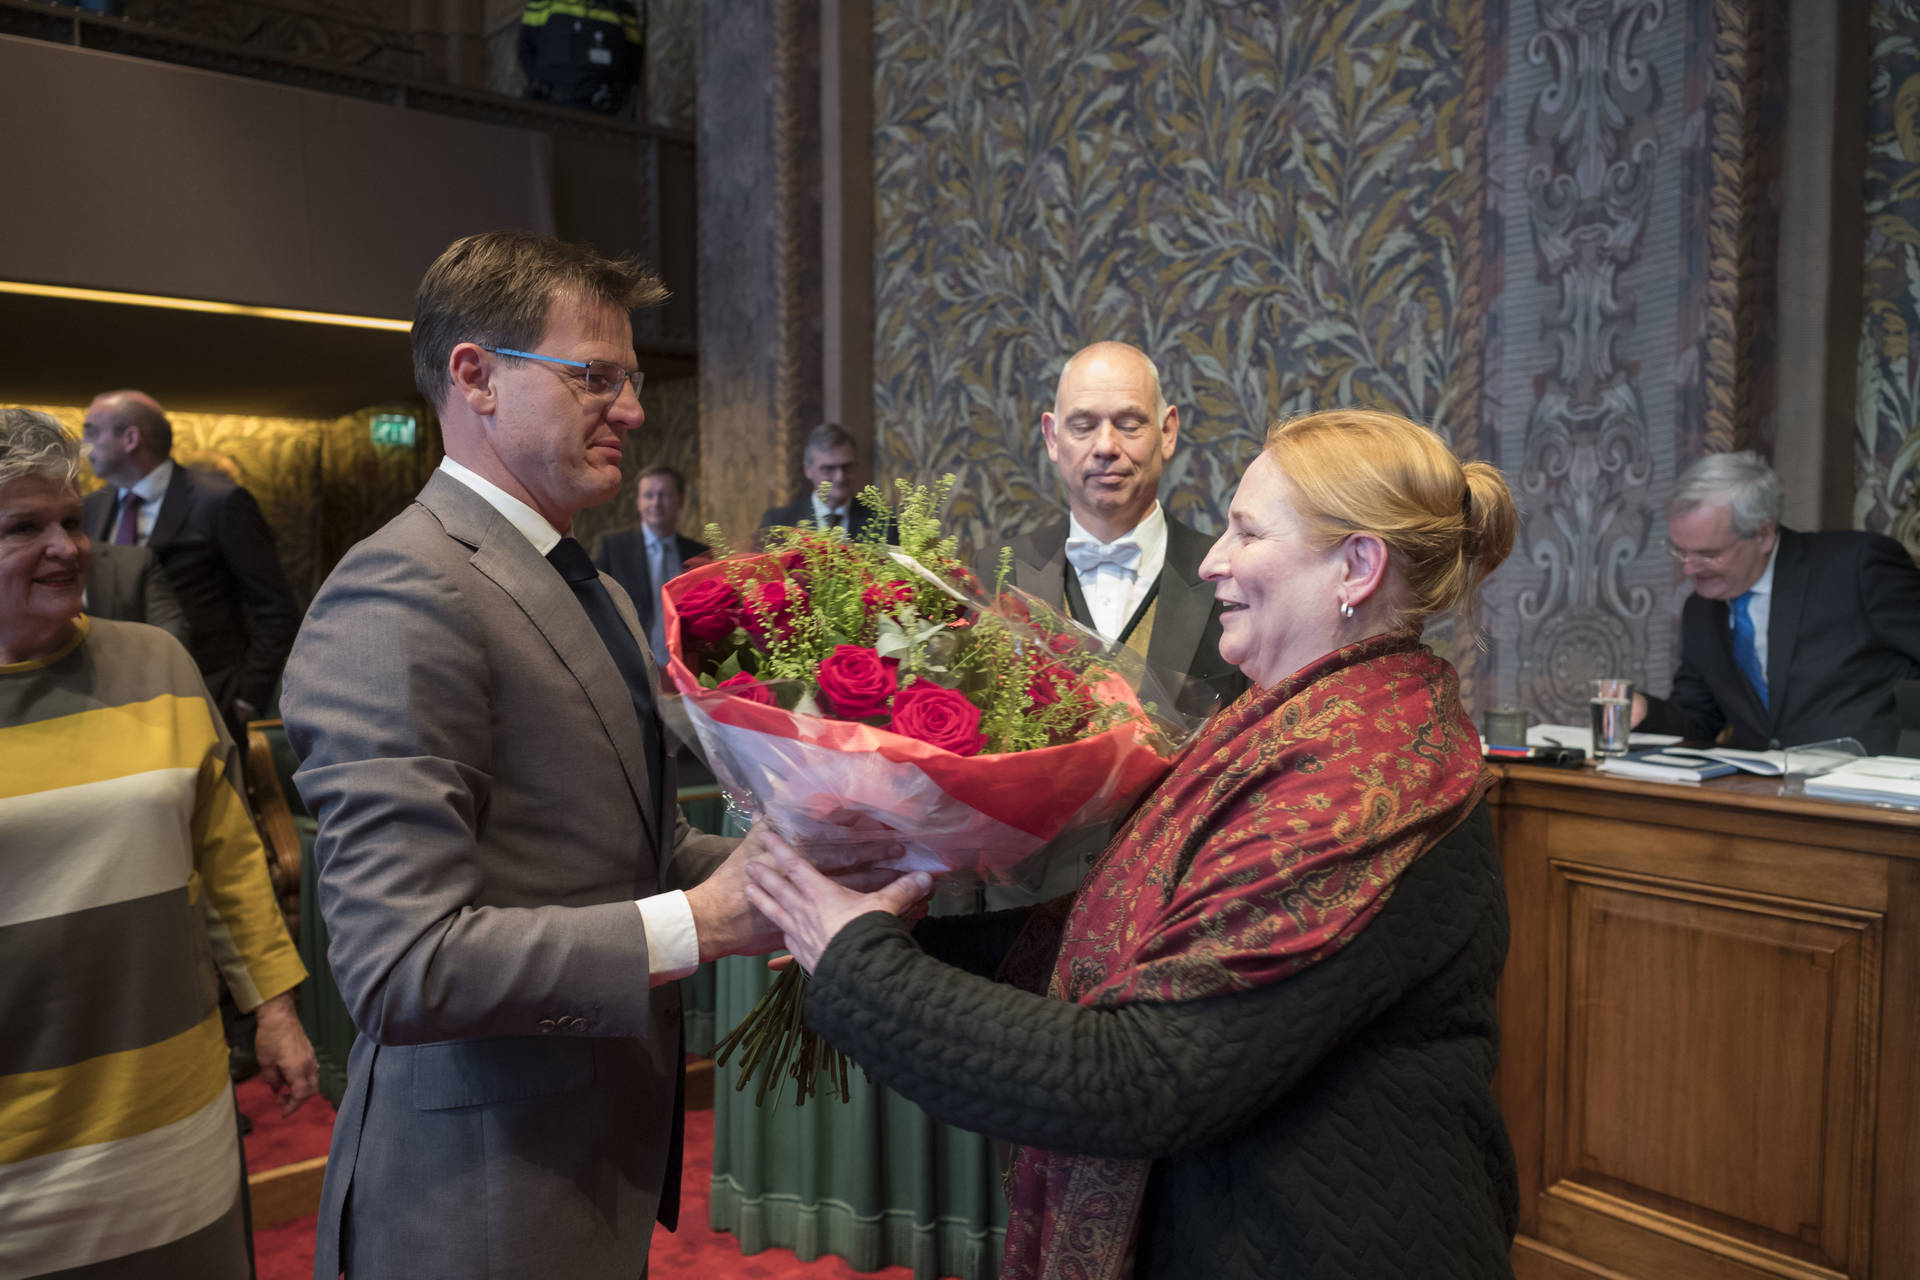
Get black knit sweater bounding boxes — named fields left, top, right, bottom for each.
left=804, top=803, right=1519, bottom=1279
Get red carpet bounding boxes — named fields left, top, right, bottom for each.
left=236, top=1076, right=338, bottom=1171
left=250, top=1102, right=917, bottom=1279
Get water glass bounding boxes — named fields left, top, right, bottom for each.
left=1589, top=678, right=1634, bottom=758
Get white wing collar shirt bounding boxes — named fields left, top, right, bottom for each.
left=436, top=456, right=699, bottom=984
left=1063, top=501, right=1167, bottom=643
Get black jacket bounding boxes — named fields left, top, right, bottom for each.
left=975, top=515, right=1249, bottom=720
left=1640, top=528, right=1920, bottom=752
left=807, top=804, right=1518, bottom=1279
left=594, top=529, right=709, bottom=639
left=758, top=492, right=889, bottom=542
left=84, top=465, right=299, bottom=715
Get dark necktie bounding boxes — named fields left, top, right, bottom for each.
left=823, top=511, right=845, bottom=530
left=547, top=536, right=669, bottom=838
left=1732, top=590, right=1768, bottom=709
left=113, top=493, right=143, bottom=545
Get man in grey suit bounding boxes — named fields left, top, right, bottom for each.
left=282, top=232, right=803, bottom=1279
left=973, top=341, right=1246, bottom=904
left=84, top=541, right=189, bottom=645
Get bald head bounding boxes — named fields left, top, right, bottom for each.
left=81, top=390, right=172, bottom=486
left=1052, top=342, right=1165, bottom=420
left=1041, top=341, right=1180, bottom=542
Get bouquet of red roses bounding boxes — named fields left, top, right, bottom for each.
left=658, top=478, right=1196, bottom=1099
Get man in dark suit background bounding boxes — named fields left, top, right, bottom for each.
left=758, top=422, right=886, bottom=539
left=596, top=463, right=709, bottom=659
left=84, top=541, right=190, bottom=646
left=80, top=391, right=299, bottom=731
left=1634, top=450, right=1920, bottom=753
left=971, top=340, right=1247, bottom=904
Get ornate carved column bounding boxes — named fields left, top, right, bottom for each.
left=1489, top=0, right=1688, bottom=720
left=697, top=0, right=826, bottom=547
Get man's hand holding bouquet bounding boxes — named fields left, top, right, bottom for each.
left=659, top=478, right=1202, bottom=1101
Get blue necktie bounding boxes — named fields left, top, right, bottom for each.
left=1731, top=590, right=1767, bottom=708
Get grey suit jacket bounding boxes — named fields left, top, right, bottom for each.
left=84, top=542, right=190, bottom=647
left=282, top=471, right=733, bottom=1280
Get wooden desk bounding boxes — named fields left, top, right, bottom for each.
left=1489, top=766, right=1920, bottom=1279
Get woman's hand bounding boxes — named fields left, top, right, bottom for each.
left=745, top=840, right=932, bottom=973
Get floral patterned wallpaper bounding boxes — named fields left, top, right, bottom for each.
left=29, top=375, right=700, bottom=605
left=28, top=403, right=435, bottom=607
left=1858, top=0, right=1920, bottom=555
left=870, top=0, right=1489, bottom=561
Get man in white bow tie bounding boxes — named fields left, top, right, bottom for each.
left=974, top=341, right=1247, bottom=903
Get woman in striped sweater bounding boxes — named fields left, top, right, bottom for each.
left=0, top=407, right=316, bottom=1279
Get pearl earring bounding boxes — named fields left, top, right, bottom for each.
left=1339, top=600, right=1355, bottom=619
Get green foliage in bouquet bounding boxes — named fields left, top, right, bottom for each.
left=684, top=476, right=1147, bottom=756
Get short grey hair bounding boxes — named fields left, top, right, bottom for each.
left=803, top=422, right=856, bottom=460
left=0, top=408, right=80, bottom=494
left=1668, top=450, right=1784, bottom=536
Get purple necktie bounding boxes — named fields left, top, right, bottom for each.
left=113, top=493, right=144, bottom=546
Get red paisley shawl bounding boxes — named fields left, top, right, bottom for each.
left=1000, top=630, right=1493, bottom=1280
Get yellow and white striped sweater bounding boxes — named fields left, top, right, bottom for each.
left=0, top=616, right=307, bottom=1279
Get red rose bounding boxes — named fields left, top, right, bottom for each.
left=677, top=579, right=743, bottom=648
left=743, top=578, right=809, bottom=646
left=889, top=680, right=988, bottom=756
left=862, top=580, right=915, bottom=613
left=716, top=672, right=778, bottom=706
left=1027, top=661, right=1074, bottom=707
left=1045, top=631, right=1081, bottom=655
left=815, top=644, right=899, bottom=719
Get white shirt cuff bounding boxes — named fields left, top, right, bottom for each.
left=636, top=891, right=700, bottom=985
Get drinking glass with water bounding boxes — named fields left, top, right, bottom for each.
left=1589, top=678, right=1634, bottom=758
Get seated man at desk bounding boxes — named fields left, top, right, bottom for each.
left=1633, top=451, right=1920, bottom=753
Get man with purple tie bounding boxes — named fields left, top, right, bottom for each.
left=79, top=391, right=298, bottom=732
left=1635, top=451, right=1920, bottom=753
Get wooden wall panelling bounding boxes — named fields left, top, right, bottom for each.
left=1871, top=856, right=1920, bottom=1276
left=1495, top=788, right=1555, bottom=1240
left=1492, top=771, right=1918, bottom=1280
left=1543, top=866, right=1880, bottom=1276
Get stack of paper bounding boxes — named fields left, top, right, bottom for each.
left=1597, top=750, right=1741, bottom=783
left=1802, top=757, right=1920, bottom=808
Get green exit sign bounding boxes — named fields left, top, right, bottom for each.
left=370, top=414, right=417, bottom=447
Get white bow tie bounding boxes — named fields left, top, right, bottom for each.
left=1064, top=537, right=1142, bottom=576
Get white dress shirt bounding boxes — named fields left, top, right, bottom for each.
left=1065, top=503, right=1168, bottom=643
left=437, top=457, right=699, bottom=984
left=115, top=459, right=175, bottom=544
left=810, top=492, right=852, bottom=530
left=1731, top=541, right=1779, bottom=676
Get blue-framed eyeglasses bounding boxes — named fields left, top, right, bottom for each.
left=480, top=346, right=644, bottom=402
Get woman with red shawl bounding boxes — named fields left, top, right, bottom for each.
left=747, top=409, right=1522, bottom=1280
